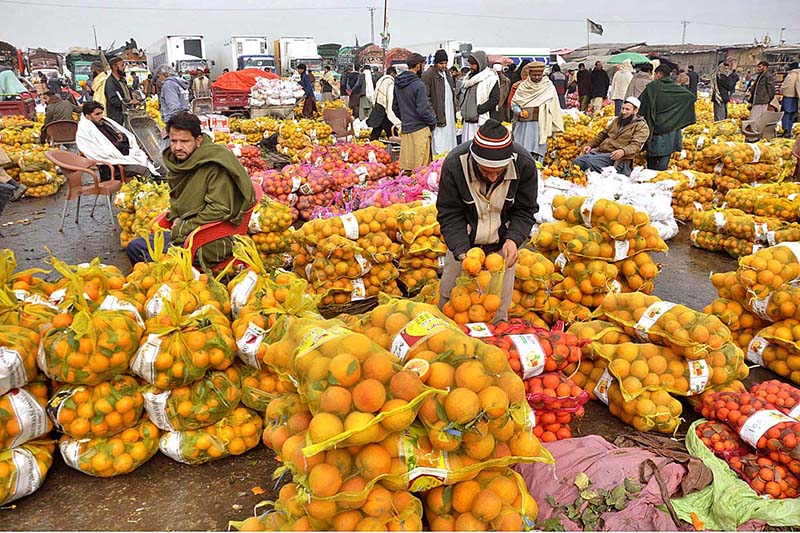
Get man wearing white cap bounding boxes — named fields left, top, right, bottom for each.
left=572, top=96, right=649, bottom=176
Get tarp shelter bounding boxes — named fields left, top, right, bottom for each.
left=0, top=70, right=26, bottom=95
left=211, top=68, right=279, bottom=91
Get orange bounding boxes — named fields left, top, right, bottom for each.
left=484, top=253, right=505, bottom=273
left=307, top=463, right=343, bottom=498
left=444, top=387, right=480, bottom=424
left=329, top=353, right=361, bottom=387
left=452, top=480, right=482, bottom=514
left=473, top=489, right=503, bottom=522
left=478, top=386, right=509, bottom=419
left=352, top=379, right=387, bottom=413
left=308, top=412, right=345, bottom=444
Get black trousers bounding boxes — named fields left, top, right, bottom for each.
left=369, top=117, right=394, bottom=141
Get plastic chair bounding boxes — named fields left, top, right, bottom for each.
left=742, top=111, right=783, bottom=141
left=44, top=150, right=123, bottom=232
left=42, top=120, right=78, bottom=148
left=323, top=108, right=355, bottom=142
left=151, top=186, right=263, bottom=273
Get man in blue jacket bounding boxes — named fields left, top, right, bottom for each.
left=392, top=53, right=437, bottom=172
left=156, top=64, right=189, bottom=147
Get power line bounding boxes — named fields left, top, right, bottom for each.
left=0, top=0, right=372, bottom=11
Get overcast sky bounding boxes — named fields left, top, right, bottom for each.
left=2, top=0, right=798, bottom=54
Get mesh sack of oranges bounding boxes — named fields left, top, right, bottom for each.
left=514, top=249, right=561, bottom=294
left=745, top=335, right=800, bottom=384
left=539, top=297, right=593, bottom=326
left=249, top=229, right=293, bottom=258
left=556, top=223, right=667, bottom=262
left=737, top=243, right=800, bottom=300
left=248, top=195, right=294, bottom=234
left=725, top=188, right=800, bottom=223
left=398, top=268, right=440, bottom=296
left=524, top=372, right=589, bottom=414
left=0, top=439, right=55, bottom=506
left=59, top=418, right=159, bottom=477
left=158, top=406, right=262, bottom=465
left=356, top=231, right=403, bottom=264
left=699, top=391, right=800, bottom=462
left=47, top=256, right=126, bottom=307
left=750, top=380, right=800, bottom=418
left=551, top=195, right=650, bottom=241
left=726, top=453, right=800, bottom=499
left=233, top=481, right=423, bottom=532
left=16, top=150, right=54, bottom=172
left=531, top=220, right=570, bottom=260
left=47, top=375, right=144, bottom=439
left=615, top=252, right=661, bottom=294
left=567, top=320, right=634, bottom=360
left=18, top=170, right=55, bottom=187
left=605, top=381, right=683, bottom=434
left=240, top=365, right=293, bottom=411
left=710, top=271, right=750, bottom=304
left=0, top=250, right=53, bottom=299
left=0, top=382, right=52, bottom=450
left=692, top=209, right=783, bottom=243
left=695, top=420, right=751, bottom=459
left=40, top=294, right=144, bottom=386
left=396, top=203, right=441, bottom=245
left=263, top=318, right=439, bottom=456
left=598, top=293, right=732, bottom=360
left=423, top=467, right=538, bottom=532
left=0, top=325, right=40, bottom=395
left=698, top=142, right=782, bottom=166
left=141, top=247, right=231, bottom=320
left=131, top=299, right=236, bottom=389
left=142, top=366, right=241, bottom=432
left=300, top=237, right=374, bottom=290
left=442, top=248, right=505, bottom=325
left=704, top=298, right=765, bottom=333
left=742, top=283, right=800, bottom=323
left=593, top=341, right=747, bottom=402
left=292, top=205, right=400, bottom=247
left=551, top=259, right=620, bottom=309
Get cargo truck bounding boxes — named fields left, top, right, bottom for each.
left=273, top=37, right=322, bottom=76
left=0, top=41, right=23, bottom=73
left=214, top=36, right=275, bottom=77
left=146, top=35, right=209, bottom=77
left=26, top=48, right=65, bottom=78
left=65, top=47, right=104, bottom=90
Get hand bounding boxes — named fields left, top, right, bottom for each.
left=610, top=149, right=625, bottom=161
left=582, top=145, right=592, bottom=155
left=457, top=252, right=467, bottom=261
left=130, top=99, right=140, bottom=105
left=502, top=240, right=518, bottom=267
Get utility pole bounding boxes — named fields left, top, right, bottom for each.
left=92, top=25, right=98, bottom=49
left=681, top=20, right=689, bottom=44
left=780, top=27, right=786, bottom=44
left=368, top=7, right=376, bottom=45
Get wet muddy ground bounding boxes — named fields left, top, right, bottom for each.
left=0, top=190, right=777, bottom=530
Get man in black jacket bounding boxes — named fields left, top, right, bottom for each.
left=393, top=53, right=437, bottom=172
left=436, top=119, right=538, bottom=322
left=687, top=65, right=700, bottom=97
left=422, top=49, right=457, bottom=155
left=589, top=61, right=611, bottom=115
left=104, top=56, right=138, bottom=125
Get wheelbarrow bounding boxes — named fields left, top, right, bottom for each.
left=191, top=96, right=213, bottom=116
left=124, top=100, right=167, bottom=178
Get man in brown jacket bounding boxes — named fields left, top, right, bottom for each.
left=422, top=49, right=457, bottom=155
left=572, top=96, right=649, bottom=176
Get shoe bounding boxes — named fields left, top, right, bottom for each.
left=10, top=183, right=27, bottom=201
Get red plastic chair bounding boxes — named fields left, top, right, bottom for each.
left=42, top=120, right=78, bottom=148
left=45, top=150, right=124, bottom=232
left=323, top=108, right=355, bottom=142
left=152, top=186, right=263, bottom=272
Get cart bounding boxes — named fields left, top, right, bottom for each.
left=212, top=88, right=250, bottom=117
left=191, top=96, right=213, bottom=116
left=250, top=104, right=295, bottom=119
left=124, top=101, right=167, bottom=178
left=0, top=99, right=36, bottom=121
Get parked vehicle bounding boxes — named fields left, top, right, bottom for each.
left=146, top=35, right=209, bottom=77
left=274, top=37, right=322, bottom=76
left=214, top=36, right=275, bottom=78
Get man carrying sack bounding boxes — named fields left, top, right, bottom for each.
left=436, top=119, right=539, bottom=322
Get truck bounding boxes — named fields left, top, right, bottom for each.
left=0, top=41, right=23, bottom=74
left=214, top=36, right=275, bottom=77
left=146, top=35, right=209, bottom=77
left=273, top=37, right=322, bottom=76
left=119, top=47, right=148, bottom=88
left=480, top=47, right=551, bottom=66
left=26, top=48, right=64, bottom=79
left=65, top=47, right=104, bottom=90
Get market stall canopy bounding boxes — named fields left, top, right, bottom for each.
left=608, top=52, right=652, bottom=65
left=0, top=70, right=27, bottom=95
left=211, top=68, right=279, bottom=91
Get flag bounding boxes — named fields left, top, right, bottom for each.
left=587, top=19, right=604, bottom=36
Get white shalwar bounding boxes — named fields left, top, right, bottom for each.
left=513, top=121, right=547, bottom=161
left=432, top=71, right=457, bottom=155
left=462, top=122, right=480, bottom=145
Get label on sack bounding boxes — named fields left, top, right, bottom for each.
left=350, top=278, right=367, bottom=301
left=7, top=388, right=50, bottom=448
left=789, top=193, right=799, bottom=202
left=131, top=334, right=163, bottom=384
left=99, top=295, right=144, bottom=327
left=633, top=301, right=677, bottom=342
left=580, top=198, right=598, bottom=228
left=687, top=359, right=711, bottom=395
left=788, top=404, right=800, bottom=420
left=36, top=332, right=49, bottom=377
left=299, top=182, right=315, bottom=196
left=767, top=231, right=778, bottom=247
left=248, top=210, right=263, bottom=233
left=158, top=432, right=187, bottom=464
left=368, top=151, right=377, bottom=163
left=47, top=387, right=80, bottom=434
left=143, top=390, right=176, bottom=432
left=291, top=176, right=302, bottom=193
left=400, top=434, right=449, bottom=491
left=748, top=295, right=771, bottom=322
left=0, top=347, right=28, bottom=395
left=339, top=212, right=360, bottom=240
left=354, top=165, right=369, bottom=184
left=295, top=325, right=350, bottom=361
left=696, top=136, right=706, bottom=150
left=713, top=212, right=727, bottom=232
left=59, top=439, right=83, bottom=469
left=748, top=143, right=761, bottom=163
left=9, top=447, right=42, bottom=504
left=739, top=409, right=795, bottom=448
left=463, top=323, right=493, bottom=338
left=554, top=253, right=567, bottom=272
left=746, top=336, right=768, bottom=365
left=713, top=162, right=725, bottom=175
left=391, top=312, right=450, bottom=361
left=13, top=289, right=29, bottom=302
left=236, top=322, right=265, bottom=369
left=693, top=201, right=704, bottom=212
left=48, top=288, right=66, bottom=307
left=614, top=240, right=631, bottom=261
left=594, top=368, right=615, bottom=406
left=145, top=284, right=173, bottom=319
left=509, top=334, right=546, bottom=379
left=230, top=271, right=259, bottom=318
left=437, top=255, right=445, bottom=273
left=753, top=223, right=769, bottom=243
left=354, top=254, right=371, bottom=274
left=689, top=229, right=699, bottom=245
left=682, top=170, right=697, bottom=188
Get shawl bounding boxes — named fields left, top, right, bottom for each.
left=75, top=115, right=155, bottom=172
left=511, top=66, right=564, bottom=140
left=638, top=77, right=696, bottom=137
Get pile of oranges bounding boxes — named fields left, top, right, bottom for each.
left=652, top=169, right=717, bottom=222
left=442, top=248, right=505, bottom=325
left=248, top=196, right=294, bottom=262
left=726, top=186, right=800, bottom=223
left=113, top=179, right=170, bottom=249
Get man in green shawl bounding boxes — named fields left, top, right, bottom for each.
left=637, top=64, right=696, bottom=170
left=126, top=112, right=256, bottom=269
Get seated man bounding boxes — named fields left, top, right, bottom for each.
left=572, top=96, right=650, bottom=176
left=76, top=101, right=156, bottom=180
left=42, top=91, right=80, bottom=129
left=126, top=112, right=256, bottom=270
